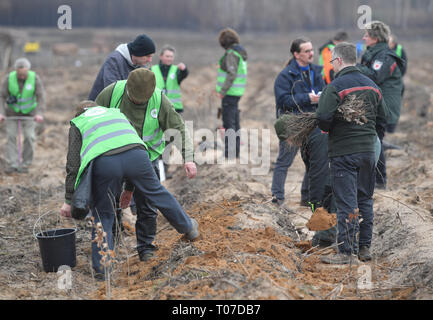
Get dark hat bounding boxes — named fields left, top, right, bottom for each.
left=127, top=34, right=156, bottom=57
left=126, top=68, right=156, bottom=104
left=274, top=114, right=292, bottom=140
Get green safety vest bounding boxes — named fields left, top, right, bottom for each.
left=109, top=80, right=165, bottom=161
left=7, top=70, right=37, bottom=114
left=216, top=49, right=247, bottom=96
left=70, top=107, right=145, bottom=189
left=151, top=64, right=183, bottom=111
left=395, top=44, right=403, bottom=58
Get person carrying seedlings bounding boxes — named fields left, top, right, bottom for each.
left=60, top=102, right=199, bottom=279
left=215, top=28, right=248, bottom=159
left=271, top=38, right=326, bottom=209
left=0, top=57, right=45, bottom=174
left=316, top=42, right=388, bottom=264
left=95, top=68, right=197, bottom=262
left=357, top=21, right=405, bottom=189
left=151, top=45, right=188, bottom=114
left=318, top=30, right=349, bottom=84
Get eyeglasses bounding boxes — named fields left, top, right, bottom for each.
left=330, top=57, right=340, bottom=63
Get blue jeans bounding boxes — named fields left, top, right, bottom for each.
left=271, top=140, right=308, bottom=201
left=90, top=148, right=192, bottom=274
left=330, top=152, right=376, bottom=255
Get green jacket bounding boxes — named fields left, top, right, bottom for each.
left=357, top=42, right=404, bottom=125
left=316, top=66, right=388, bottom=158
left=95, top=82, right=194, bottom=162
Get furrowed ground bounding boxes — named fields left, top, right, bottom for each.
left=0, top=28, right=432, bottom=300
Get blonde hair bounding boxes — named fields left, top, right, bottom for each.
left=365, top=20, right=391, bottom=43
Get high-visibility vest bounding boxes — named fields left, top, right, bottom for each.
left=395, top=44, right=403, bottom=58
left=7, top=70, right=37, bottom=114
left=216, top=49, right=247, bottom=96
left=318, top=44, right=335, bottom=84
left=151, top=64, right=183, bottom=111
left=109, top=80, right=165, bottom=161
left=70, top=107, right=145, bottom=189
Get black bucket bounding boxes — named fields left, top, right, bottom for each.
left=36, top=228, right=77, bottom=272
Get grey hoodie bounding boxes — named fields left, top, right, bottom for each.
left=88, top=44, right=140, bottom=100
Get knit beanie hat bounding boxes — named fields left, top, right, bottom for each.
left=274, top=114, right=292, bottom=140
left=126, top=68, right=156, bottom=104
left=127, top=34, right=156, bottom=57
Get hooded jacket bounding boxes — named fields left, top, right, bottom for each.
left=357, top=42, right=405, bottom=125
left=218, top=44, right=248, bottom=96
left=88, top=44, right=140, bottom=100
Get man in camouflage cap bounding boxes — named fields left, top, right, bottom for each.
left=95, top=68, right=197, bottom=262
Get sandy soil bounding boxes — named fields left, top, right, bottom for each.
left=0, top=28, right=432, bottom=300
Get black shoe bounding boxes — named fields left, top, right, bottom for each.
left=358, top=246, right=372, bottom=261
left=93, top=272, right=105, bottom=282
left=272, top=196, right=284, bottom=206
left=139, top=251, right=154, bottom=262
left=311, top=237, right=334, bottom=248
left=17, top=166, right=29, bottom=173
left=321, top=253, right=360, bottom=265
left=5, top=167, right=17, bottom=174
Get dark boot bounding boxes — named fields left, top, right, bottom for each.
left=321, top=253, right=359, bottom=265
left=358, top=246, right=372, bottom=261
left=138, top=244, right=159, bottom=262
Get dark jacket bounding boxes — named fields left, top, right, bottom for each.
left=316, top=66, right=388, bottom=158
left=357, top=42, right=404, bottom=125
left=158, top=61, right=189, bottom=84
left=394, top=44, right=407, bottom=76
left=219, top=44, right=248, bottom=96
left=88, top=44, right=139, bottom=100
left=274, top=58, right=325, bottom=118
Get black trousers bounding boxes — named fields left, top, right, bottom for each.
left=222, top=95, right=241, bottom=158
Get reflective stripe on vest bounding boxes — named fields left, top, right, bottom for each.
left=216, top=49, right=247, bottom=96
left=110, top=80, right=165, bottom=161
left=70, top=107, right=145, bottom=189
left=151, top=64, right=183, bottom=111
left=395, top=44, right=403, bottom=58
left=7, top=70, right=37, bottom=114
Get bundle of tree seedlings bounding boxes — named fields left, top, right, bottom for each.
left=274, top=95, right=368, bottom=147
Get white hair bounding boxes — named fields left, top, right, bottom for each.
left=14, top=57, right=31, bottom=69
